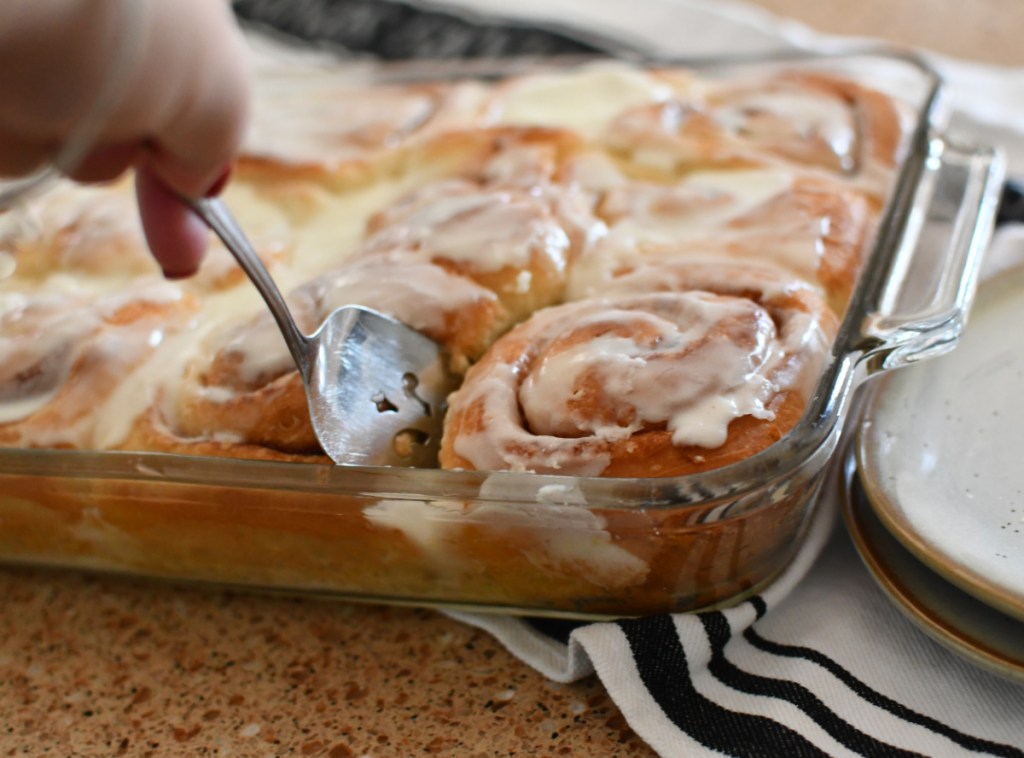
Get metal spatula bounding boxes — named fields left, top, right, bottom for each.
left=188, top=197, right=457, bottom=467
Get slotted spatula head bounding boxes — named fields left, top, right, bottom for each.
left=188, top=196, right=457, bottom=467
left=309, top=305, right=458, bottom=467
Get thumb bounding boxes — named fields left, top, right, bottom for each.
left=135, top=165, right=209, bottom=279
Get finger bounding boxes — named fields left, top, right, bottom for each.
left=120, top=0, right=251, bottom=197
left=135, top=164, right=208, bottom=279
left=0, top=0, right=120, bottom=138
left=0, top=126, right=52, bottom=178
left=0, top=0, right=250, bottom=195
left=64, top=142, right=141, bottom=184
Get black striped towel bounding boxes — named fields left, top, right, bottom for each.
left=449, top=475, right=1024, bottom=757
left=233, top=1, right=1024, bottom=753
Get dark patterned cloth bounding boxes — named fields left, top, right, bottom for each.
left=998, top=181, right=1024, bottom=227
left=232, top=0, right=612, bottom=58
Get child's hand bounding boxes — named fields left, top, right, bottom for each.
left=0, top=0, right=251, bottom=278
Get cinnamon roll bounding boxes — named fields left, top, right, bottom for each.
left=138, top=285, right=323, bottom=458
left=605, top=70, right=905, bottom=197
left=0, top=281, right=196, bottom=450
left=0, top=177, right=156, bottom=280
left=362, top=181, right=596, bottom=324
left=156, top=247, right=509, bottom=458
left=565, top=153, right=874, bottom=310
left=242, top=62, right=489, bottom=186
left=360, top=128, right=603, bottom=324
left=440, top=264, right=837, bottom=477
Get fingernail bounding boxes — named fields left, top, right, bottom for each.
left=205, top=168, right=232, bottom=198
left=162, top=267, right=196, bottom=281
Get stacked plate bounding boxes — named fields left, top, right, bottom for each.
left=843, top=262, right=1024, bottom=683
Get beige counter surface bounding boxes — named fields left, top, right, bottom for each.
left=2, top=3, right=1022, bottom=757
left=748, top=0, right=1024, bottom=65
left=1, top=569, right=649, bottom=756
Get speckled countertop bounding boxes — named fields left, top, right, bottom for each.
left=2, top=3, right=1021, bottom=757
left=1, top=569, right=652, bottom=756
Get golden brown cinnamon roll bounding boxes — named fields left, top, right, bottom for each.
left=605, top=70, right=905, bottom=195
left=161, top=248, right=510, bottom=457
left=0, top=178, right=156, bottom=280
left=123, top=128, right=604, bottom=461
left=565, top=154, right=874, bottom=311
left=242, top=69, right=489, bottom=186
left=121, top=273, right=325, bottom=458
left=0, top=281, right=197, bottom=449
left=440, top=263, right=837, bottom=477
left=360, top=128, right=604, bottom=323
left=362, top=181, right=595, bottom=324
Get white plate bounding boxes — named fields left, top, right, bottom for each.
left=842, top=460, right=1024, bottom=684
left=857, top=264, right=1024, bottom=621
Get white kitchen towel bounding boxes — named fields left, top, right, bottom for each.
left=234, top=1, right=1024, bottom=754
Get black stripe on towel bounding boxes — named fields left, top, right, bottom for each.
left=524, top=617, right=585, bottom=646
left=232, top=0, right=609, bottom=59
left=618, top=615, right=830, bottom=758
left=997, top=180, right=1024, bottom=227
left=701, top=612, right=926, bottom=758
left=744, top=598, right=1024, bottom=758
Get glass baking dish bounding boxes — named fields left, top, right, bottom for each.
left=0, top=50, right=1005, bottom=618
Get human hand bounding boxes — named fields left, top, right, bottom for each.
left=0, top=0, right=251, bottom=278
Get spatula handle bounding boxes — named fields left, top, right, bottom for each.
left=187, top=196, right=314, bottom=379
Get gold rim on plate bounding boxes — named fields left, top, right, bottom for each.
left=855, top=265, right=1024, bottom=624
left=840, top=454, right=1024, bottom=684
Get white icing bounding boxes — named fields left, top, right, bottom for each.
left=535, top=482, right=588, bottom=505
left=213, top=312, right=297, bottom=389
left=561, top=152, right=629, bottom=192
left=365, top=185, right=572, bottom=274
left=313, top=253, right=497, bottom=335
left=712, top=89, right=857, bottom=169
left=245, top=58, right=489, bottom=166
left=0, top=60, right=879, bottom=464
left=564, top=165, right=862, bottom=302
left=0, top=251, right=17, bottom=280
left=517, top=296, right=778, bottom=449
left=362, top=491, right=649, bottom=591
left=363, top=498, right=467, bottom=556
left=633, top=168, right=791, bottom=228
left=474, top=474, right=648, bottom=588
left=451, top=282, right=828, bottom=474
left=489, top=64, right=677, bottom=138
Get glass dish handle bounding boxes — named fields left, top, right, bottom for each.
left=857, top=138, right=1006, bottom=374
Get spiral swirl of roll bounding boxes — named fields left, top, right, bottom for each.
left=440, top=263, right=836, bottom=477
